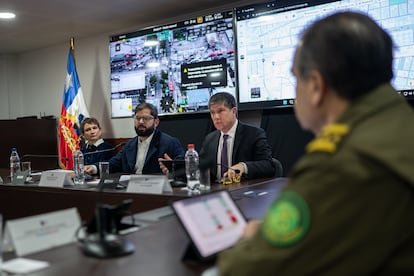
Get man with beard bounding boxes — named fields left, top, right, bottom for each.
left=85, top=102, right=184, bottom=175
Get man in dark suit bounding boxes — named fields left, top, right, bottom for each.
left=199, top=92, right=275, bottom=182
left=85, top=102, right=184, bottom=175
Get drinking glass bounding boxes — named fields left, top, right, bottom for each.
left=21, top=161, right=31, bottom=175
left=99, top=162, right=110, bottom=179
left=199, top=168, right=211, bottom=191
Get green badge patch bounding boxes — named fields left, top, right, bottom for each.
left=261, top=191, right=310, bottom=247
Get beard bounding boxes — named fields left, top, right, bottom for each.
left=134, top=125, right=155, bottom=137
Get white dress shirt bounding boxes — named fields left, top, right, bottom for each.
left=135, top=132, right=154, bottom=174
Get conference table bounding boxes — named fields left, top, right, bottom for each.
left=0, top=175, right=285, bottom=222
left=0, top=176, right=288, bottom=275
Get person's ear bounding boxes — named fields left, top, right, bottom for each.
left=154, top=118, right=160, bottom=128
left=232, top=107, right=238, bottom=117
left=308, top=69, right=326, bottom=107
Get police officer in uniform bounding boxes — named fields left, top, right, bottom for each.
left=218, top=11, right=414, bottom=275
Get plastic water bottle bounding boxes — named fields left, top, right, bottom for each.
left=73, top=150, right=85, bottom=185
left=185, top=144, right=200, bottom=192
left=10, top=148, right=21, bottom=179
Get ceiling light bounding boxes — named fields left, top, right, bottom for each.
left=0, top=12, right=16, bottom=19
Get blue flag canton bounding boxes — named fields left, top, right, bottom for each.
left=63, top=50, right=81, bottom=109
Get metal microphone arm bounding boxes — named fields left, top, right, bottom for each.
left=20, top=154, right=70, bottom=163
left=83, top=142, right=126, bottom=156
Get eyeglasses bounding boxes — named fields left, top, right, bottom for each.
left=134, top=115, right=154, bottom=122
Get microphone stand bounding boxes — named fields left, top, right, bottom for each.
left=81, top=177, right=135, bottom=258
left=82, top=142, right=126, bottom=157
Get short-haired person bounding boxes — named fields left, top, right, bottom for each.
left=218, top=12, right=414, bottom=275
left=80, top=117, right=114, bottom=164
left=200, top=92, right=275, bottom=182
left=85, top=102, right=184, bottom=175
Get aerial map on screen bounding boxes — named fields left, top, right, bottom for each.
left=110, top=11, right=236, bottom=117
left=236, top=0, right=414, bottom=107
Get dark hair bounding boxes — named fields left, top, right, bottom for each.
left=296, top=11, right=394, bottom=100
left=208, top=92, right=237, bottom=109
left=80, top=117, right=101, bottom=134
left=134, top=102, right=158, bottom=118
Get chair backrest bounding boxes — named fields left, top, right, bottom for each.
left=261, top=110, right=314, bottom=176
left=272, top=157, right=283, bottom=178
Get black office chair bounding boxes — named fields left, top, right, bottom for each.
left=272, top=157, right=283, bottom=178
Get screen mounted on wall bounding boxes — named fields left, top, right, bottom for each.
left=109, top=11, right=236, bottom=118
left=235, top=0, right=414, bottom=110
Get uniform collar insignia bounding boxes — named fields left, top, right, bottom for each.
left=306, top=123, right=350, bottom=154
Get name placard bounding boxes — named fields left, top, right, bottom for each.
left=39, top=169, right=74, bottom=187
left=127, top=175, right=172, bottom=194
left=4, top=208, right=81, bottom=256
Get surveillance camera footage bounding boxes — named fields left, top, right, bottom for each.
left=109, top=11, right=236, bottom=118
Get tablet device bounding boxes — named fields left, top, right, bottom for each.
left=171, top=190, right=247, bottom=261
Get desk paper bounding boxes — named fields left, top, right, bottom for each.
left=1, top=258, right=49, bottom=274
left=5, top=208, right=81, bottom=256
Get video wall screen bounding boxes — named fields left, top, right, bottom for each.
left=235, top=0, right=414, bottom=110
left=110, top=11, right=236, bottom=118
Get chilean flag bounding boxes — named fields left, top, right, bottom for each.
left=58, top=45, right=90, bottom=169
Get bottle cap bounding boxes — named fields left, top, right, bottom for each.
left=187, top=144, right=195, bottom=149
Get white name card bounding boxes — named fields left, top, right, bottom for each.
left=127, top=175, right=172, bottom=194
left=39, top=169, right=74, bottom=187
left=4, top=208, right=81, bottom=256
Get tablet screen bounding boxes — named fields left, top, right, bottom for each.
left=172, top=190, right=247, bottom=259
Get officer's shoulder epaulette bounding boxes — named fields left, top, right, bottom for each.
left=306, top=123, right=350, bottom=154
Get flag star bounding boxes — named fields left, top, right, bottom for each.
left=65, top=73, right=73, bottom=92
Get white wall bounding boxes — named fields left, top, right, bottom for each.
left=0, top=54, right=20, bottom=119
left=15, top=34, right=135, bottom=139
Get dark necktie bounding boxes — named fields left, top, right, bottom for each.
left=221, top=134, right=229, bottom=177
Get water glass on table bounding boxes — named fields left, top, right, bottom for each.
left=21, top=161, right=31, bottom=175
left=199, top=168, right=211, bottom=191
left=99, top=162, right=110, bottom=179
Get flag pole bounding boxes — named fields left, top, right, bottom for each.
left=70, top=37, right=75, bottom=51
left=58, top=36, right=90, bottom=169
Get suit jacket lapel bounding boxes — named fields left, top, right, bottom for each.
left=211, top=131, right=221, bottom=178
left=144, top=129, right=160, bottom=170
left=126, top=136, right=138, bottom=172
left=232, top=123, right=243, bottom=164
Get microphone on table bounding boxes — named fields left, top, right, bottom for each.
left=82, top=142, right=126, bottom=168
left=79, top=174, right=135, bottom=258
left=21, top=154, right=70, bottom=162
left=82, top=142, right=126, bottom=156
left=20, top=154, right=70, bottom=173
